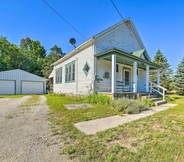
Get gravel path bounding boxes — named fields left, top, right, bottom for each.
left=0, top=95, right=72, bottom=162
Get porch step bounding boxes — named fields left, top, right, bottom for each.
left=150, top=98, right=162, bottom=102
left=154, top=100, right=167, bottom=106
left=141, top=94, right=167, bottom=106
left=141, top=95, right=157, bottom=99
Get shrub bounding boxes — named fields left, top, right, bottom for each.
left=142, top=99, right=155, bottom=107
left=111, top=98, right=150, bottom=114
left=165, top=96, right=175, bottom=101
left=83, top=94, right=110, bottom=105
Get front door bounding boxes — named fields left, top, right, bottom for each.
left=123, top=69, right=130, bottom=91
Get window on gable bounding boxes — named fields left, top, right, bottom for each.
left=83, top=61, right=90, bottom=76
left=55, top=67, right=62, bottom=84
left=65, top=61, right=76, bottom=83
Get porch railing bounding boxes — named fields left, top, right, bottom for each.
left=95, top=80, right=135, bottom=92
left=149, top=81, right=167, bottom=100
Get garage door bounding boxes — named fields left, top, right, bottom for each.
left=21, top=81, right=44, bottom=94
left=0, top=80, right=15, bottom=95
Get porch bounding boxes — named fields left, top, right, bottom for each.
left=94, top=48, right=161, bottom=96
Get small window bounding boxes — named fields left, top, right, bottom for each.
left=116, top=64, right=119, bottom=73
left=55, top=67, right=62, bottom=84
left=83, top=61, right=90, bottom=76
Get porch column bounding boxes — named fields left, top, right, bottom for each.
left=146, top=65, right=149, bottom=92
left=112, top=54, right=116, bottom=93
left=157, top=69, right=160, bottom=92
left=133, top=62, right=137, bottom=92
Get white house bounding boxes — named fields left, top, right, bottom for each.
left=50, top=18, right=162, bottom=97
left=0, top=69, right=47, bottom=95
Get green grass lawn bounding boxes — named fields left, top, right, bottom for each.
left=46, top=94, right=184, bottom=162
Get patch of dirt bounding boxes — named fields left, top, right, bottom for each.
left=107, top=137, right=139, bottom=152
left=0, top=95, right=74, bottom=162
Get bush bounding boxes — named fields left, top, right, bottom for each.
left=111, top=98, right=150, bottom=114
left=83, top=94, right=110, bottom=105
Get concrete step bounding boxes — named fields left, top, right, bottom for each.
left=141, top=94, right=167, bottom=106
left=154, top=100, right=167, bottom=106
left=142, top=95, right=157, bottom=99
left=151, top=98, right=162, bottom=102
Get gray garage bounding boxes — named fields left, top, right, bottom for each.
left=0, top=69, right=47, bottom=95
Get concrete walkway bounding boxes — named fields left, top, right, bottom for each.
left=74, top=103, right=177, bottom=135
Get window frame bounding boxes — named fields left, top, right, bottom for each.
left=65, top=61, right=76, bottom=83
left=55, top=67, right=62, bottom=84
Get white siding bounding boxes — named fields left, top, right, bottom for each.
left=95, top=60, right=133, bottom=92
left=53, top=45, right=94, bottom=95
left=0, top=80, right=15, bottom=94
left=95, top=23, right=141, bottom=54
left=21, top=81, right=44, bottom=94
left=0, top=69, right=47, bottom=94
left=137, top=68, right=146, bottom=92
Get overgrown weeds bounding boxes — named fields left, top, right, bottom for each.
left=21, top=95, right=40, bottom=107
left=83, top=94, right=110, bottom=105
left=111, top=98, right=151, bottom=114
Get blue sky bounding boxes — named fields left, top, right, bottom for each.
left=1, top=0, right=184, bottom=71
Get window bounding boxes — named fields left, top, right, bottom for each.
left=55, top=67, right=62, bottom=84
left=83, top=61, right=90, bottom=76
left=116, top=64, right=119, bottom=73
left=65, top=61, right=75, bottom=82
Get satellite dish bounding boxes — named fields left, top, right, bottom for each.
left=69, top=38, right=76, bottom=48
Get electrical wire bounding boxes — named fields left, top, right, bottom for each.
left=111, top=0, right=125, bottom=20
left=111, top=0, right=130, bottom=29
left=42, top=0, right=87, bottom=40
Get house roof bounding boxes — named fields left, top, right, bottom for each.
left=132, top=49, right=145, bottom=57
left=96, top=48, right=160, bottom=70
left=0, top=69, right=47, bottom=80
left=51, top=18, right=152, bottom=66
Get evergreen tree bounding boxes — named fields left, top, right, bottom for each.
left=42, top=45, right=65, bottom=78
left=150, top=49, right=173, bottom=91
left=175, top=57, right=184, bottom=94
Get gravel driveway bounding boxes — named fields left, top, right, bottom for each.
left=0, top=95, right=72, bottom=162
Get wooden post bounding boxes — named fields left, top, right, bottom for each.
left=146, top=65, right=149, bottom=92
left=112, top=54, right=116, bottom=93
left=133, top=62, right=137, bottom=92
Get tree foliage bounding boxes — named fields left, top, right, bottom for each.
left=174, top=57, right=184, bottom=94
left=42, top=45, right=65, bottom=78
left=0, top=36, right=63, bottom=78
left=150, top=49, right=173, bottom=91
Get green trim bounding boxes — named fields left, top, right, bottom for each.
left=132, top=49, right=145, bottom=57
left=55, top=67, right=62, bottom=84
left=65, top=60, right=76, bottom=83
left=83, top=61, right=91, bottom=76
left=95, top=48, right=160, bottom=70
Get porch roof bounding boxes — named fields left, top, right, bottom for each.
left=95, top=48, right=160, bottom=70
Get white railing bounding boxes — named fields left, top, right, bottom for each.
left=95, top=81, right=136, bottom=92
left=149, top=81, right=167, bottom=100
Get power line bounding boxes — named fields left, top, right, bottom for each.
left=111, top=0, right=130, bottom=29
left=111, top=0, right=125, bottom=20
left=42, top=0, right=87, bottom=40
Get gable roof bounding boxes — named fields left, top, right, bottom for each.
left=132, top=49, right=145, bottom=57
left=52, top=18, right=151, bottom=66
left=0, top=69, right=47, bottom=81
